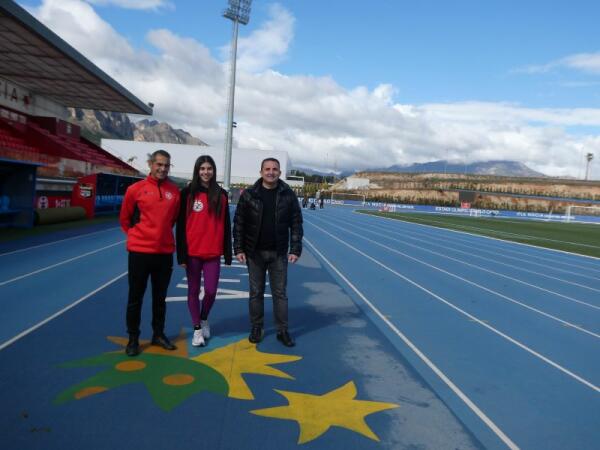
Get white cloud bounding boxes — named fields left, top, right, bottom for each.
left=562, top=52, right=600, bottom=74
left=222, top=3, right=295, bottom=73
left=516, top=51, right=600, bottom=75
left=85, top=0, right=173, bottom=11
left=30, top=1, right=600, bottom=179
left=33, top=0, right=139, bottom=70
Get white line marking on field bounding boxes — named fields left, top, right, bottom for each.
left=304, top=238, right=520, bottom=450
left=380, top=218, right=600, bottom=276
left=176, top=279, right=241, bottom=289
left=167, top=288, right=268, bottom=301
left=0, top=271, right=128, bottom=351
left=357, top=210, right=600, bottom=261
left=0, top=227, right=120, bottom=257
left=320, top=215, right=600, bottom=311
left=307, top=220, right=600, bottom=393
left=360, top=215, right=600, bottom=285
left=318, top=216, right=600, bottom=334
left=0, top=241, right=125, bottom=287
left=380, top=214, right=600, bottom=249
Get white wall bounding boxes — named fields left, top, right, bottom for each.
left=101, top=139, right=290, bottom=184
left=345, top=177, right=370, bottom=189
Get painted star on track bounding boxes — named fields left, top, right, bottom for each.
left=193, top=339, right=301, bottom=400
left=250, top=381, right=399, bottom=444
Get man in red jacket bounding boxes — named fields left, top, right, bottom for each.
left=120, top=150, right=180, bottom=356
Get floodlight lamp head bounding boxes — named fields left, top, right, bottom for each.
left=223, top=0, right=252, bottom=25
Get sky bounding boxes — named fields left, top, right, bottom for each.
left=19, top=0, right=600, bottom=179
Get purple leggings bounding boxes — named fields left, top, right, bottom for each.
left=186, top=256, right=221, bottom=326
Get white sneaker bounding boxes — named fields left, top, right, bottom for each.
left=192, top=329, right=205, bottom=347
left=201, top=320, right=211, bottom=339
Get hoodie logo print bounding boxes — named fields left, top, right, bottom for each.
left=193, top=199, right=204, bottom=212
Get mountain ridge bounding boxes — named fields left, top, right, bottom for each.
left=295, top=160, right=545, bottom=178
left=67, top=109, right=208, bottom=146
left=68, top=109, right=544, bottom=178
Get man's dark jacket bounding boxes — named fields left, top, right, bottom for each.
left=233, top=179, right=303, bottom=257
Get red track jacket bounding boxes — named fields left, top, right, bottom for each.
left=120, top=176, right=180, bottom=254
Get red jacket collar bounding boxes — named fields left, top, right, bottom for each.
left=146, top=175, right=170, bottom=186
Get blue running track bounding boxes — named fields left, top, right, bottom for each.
left=0, top=205, right=598, bottom=450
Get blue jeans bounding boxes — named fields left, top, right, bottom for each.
left=247, top=250, right=288, bottom=331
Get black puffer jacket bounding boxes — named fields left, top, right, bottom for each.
left=233, top=179, right=303, bottom=257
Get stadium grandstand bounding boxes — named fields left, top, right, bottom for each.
left=0, top=0, right=151, bottom=227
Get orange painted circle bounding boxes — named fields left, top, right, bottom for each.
left=75, top=386, right=108, bottom=399
left=162, top=374, right=195, bottom=386
left=115, top=360, right=147, bottom=372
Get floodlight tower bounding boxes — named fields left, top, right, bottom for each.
left=222, top=0, right=252, bottom=190
left=584, top=152, right=594, bottom=181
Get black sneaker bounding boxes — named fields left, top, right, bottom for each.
left=276, top=330, right=295, bottom=347
left=126, top=335, right=140, bottom=357
left=151, top=334, right=177, bottom=350
left=248, top=326, right=264, bottom=343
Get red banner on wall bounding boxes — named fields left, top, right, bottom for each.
left=71, top=175, right=97, bottom=218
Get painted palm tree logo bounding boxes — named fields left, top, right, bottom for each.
left=55, top=330, right=398, bottom=444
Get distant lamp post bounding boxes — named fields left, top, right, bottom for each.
left=222, top=0, right=252, bottom=190
left=584, top=152, right=594, bottom=181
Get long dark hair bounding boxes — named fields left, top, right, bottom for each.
left=188, top=155, right=223, bottom=216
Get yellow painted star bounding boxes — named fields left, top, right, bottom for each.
left=192, top=339, right=301, bottom=400
left=250, top=381, right=399, bottom=444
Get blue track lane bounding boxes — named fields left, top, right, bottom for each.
left=0, top=215, right=483, bottom=450
left=303, top=208, right=599, bottom=450
left=1, top=208, right=598, bottom=449
left=0, top=227, right=128, bottom=347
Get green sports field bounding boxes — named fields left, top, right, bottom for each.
left=359, top=211, right=600, bottom=258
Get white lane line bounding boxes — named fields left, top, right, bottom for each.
left=394, top=221, right=600, bottom=282
left=0, top=240, right=125, bottom=287
left=303, top=238, right=520, bottom=450
left=0, top=227, right=120, bottom=257
left=176, top=279, right=240, bottom=288
left=368, top=218, right=600, bottom=284
left=333, top=215, right=600, bottom=295
left=187, top=274, right=250, bottom=279
left=0, top=271, right=127, bottom=351
left=355, top=210, right=600, bottom=262
left=384, top=219, right=600, bottom=276
left=314, top=216, right=600, bottom=339
left=306, top=220, right=600, bottom=393
left=379, top=214, right=600, bottom=249
left=319, top=215, right=600, bottom=311
left=167, top=288, right=268, bottom=301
